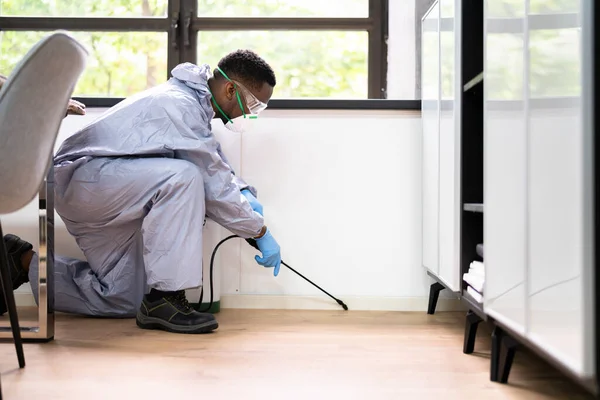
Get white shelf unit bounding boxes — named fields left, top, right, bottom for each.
left=483, top=0, right=596, bottom=389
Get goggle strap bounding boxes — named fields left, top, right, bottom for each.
left=216, top=66, right=232, bottom=81
left=235, top=91, right=247, bottom=118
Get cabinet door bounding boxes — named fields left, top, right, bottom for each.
left=421, top=1, right=440, bottom=275
left=526, top=0, right=590, bottom=377
left=438, top=0, right=460, bottom=291
left=483, top=0, right=527, bottom=334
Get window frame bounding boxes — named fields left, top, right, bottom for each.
left=0, top=0, right=416, bottom=109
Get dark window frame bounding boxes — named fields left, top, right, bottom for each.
left=0, top=0, right=416, bottom=110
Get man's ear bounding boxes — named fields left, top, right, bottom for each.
left=226, top=82, right=236, bottom=100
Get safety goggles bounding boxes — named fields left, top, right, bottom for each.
left=216, top=66, right=268, bottom=116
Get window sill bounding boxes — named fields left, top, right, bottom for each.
left=72, top=97, right=421, bottom=110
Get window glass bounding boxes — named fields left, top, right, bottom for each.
left=0, top=0, right=168, bottom=17
left=0, top=31, right=168, bottom=97
left=198, top=31, right=368, bottom=98
left=198, top=0, right=368, bottom=18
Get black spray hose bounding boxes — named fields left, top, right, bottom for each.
left=197, top=235, right=349, bottom=312
left=197, top=234, right=237, bottom=313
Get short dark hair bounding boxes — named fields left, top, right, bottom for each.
left=217, top=49, right=276, bottom=90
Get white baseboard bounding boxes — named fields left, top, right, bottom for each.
left=15, top=291, right=465, bottom=312
left=221, top=294, right=465, bottom=312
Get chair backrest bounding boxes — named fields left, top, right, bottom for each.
left=0, top=31, right=88, bottom=214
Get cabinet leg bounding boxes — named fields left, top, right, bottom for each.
left=498, top=335, right=518, bottom=384
left=427, top=282, right=445, bottom=315
left=463, top=310, right=483, bottom=354
left=490, top=326, right=505, bottom=382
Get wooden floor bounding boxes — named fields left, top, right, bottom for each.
left=0, top=309, right=595, bottom=399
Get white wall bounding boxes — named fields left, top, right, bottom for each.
left=7, top=108, right=462, bottom=312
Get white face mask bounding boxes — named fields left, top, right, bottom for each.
left=225, top=115, right=258, bottom=134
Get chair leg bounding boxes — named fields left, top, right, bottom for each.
left=0, top=222, right=25, bottom=368
left=427, top=282, right=445, bottom=314
left=463, top=310, right=482, bottom=354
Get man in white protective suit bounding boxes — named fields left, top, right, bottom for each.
left=1, top=49, right=282, bottom=334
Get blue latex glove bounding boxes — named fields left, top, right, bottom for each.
left=254, top=229, right=281, bottom=276
left=241, top=189, right=263, bottom=216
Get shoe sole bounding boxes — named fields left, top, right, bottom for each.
left=135, top=311, right=218, bottom=334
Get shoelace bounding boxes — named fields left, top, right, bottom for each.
left=171, top=291, right=193, bottom=312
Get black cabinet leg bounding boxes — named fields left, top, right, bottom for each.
left=463, top=310, right=483, bottom=354
left=490, top=326, right=504, bottom=382
left=498, top=335, right=518, bottom=383
left=427, top=282, right=445, bottom=314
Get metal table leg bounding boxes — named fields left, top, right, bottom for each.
left=0, top=167, right=54, bottom=342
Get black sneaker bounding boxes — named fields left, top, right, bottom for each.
left=136, top=290, right=218, bottom=334
left=0, top=234, right=33, bottom=315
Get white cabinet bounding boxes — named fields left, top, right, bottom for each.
left=438, top=0, right=460, bottom=291
left=484, top=0, right=595, bottom=380
left=527, top=0, right=591, bottom=378
left=483, top=0, right=527, bottom=335
left=421, top=1, right=440, bottom=277
left=421, top=0, right=461, bottom=292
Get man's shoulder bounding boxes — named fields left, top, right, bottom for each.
left=106, top=81, right=195, bottom=113
left=84, top=80, right=210, bottom=131
left=149, top=80, right=203, bottom=107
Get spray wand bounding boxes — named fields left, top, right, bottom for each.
left=198, top=235, right=349, bottom=312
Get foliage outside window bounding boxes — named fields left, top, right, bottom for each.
left=0, top=0, right=370, bottom=99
